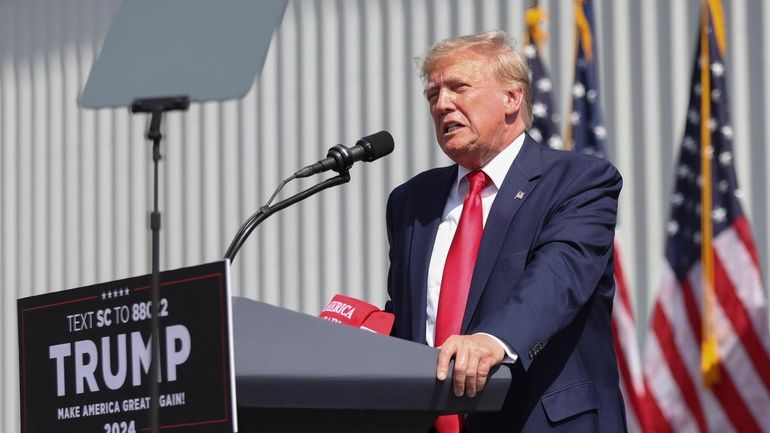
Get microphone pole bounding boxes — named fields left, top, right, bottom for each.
left=224, top=170, right=350, bottom=262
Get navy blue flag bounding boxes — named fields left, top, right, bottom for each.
left=524, top=9, right=562, bottom=150
left=567, top=2, right=649, bottom=433
left=568, top=0, right=607, bottom=158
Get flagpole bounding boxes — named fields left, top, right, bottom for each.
left=699, top=0, right=720, bottom=388
left=564, top=0, right=581, bottom=151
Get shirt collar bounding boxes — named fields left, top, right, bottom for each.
left=455, top=132, right=526, bottom=190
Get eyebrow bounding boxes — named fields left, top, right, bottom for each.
left=423, top=76, right=461, bottom=97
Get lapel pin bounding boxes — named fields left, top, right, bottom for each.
left=515, top=191, right=525, bottom=200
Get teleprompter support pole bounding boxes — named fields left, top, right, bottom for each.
left=130, top=96, right=190, bottom=433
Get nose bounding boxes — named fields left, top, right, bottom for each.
left=432, top=88, right=454, bottom=114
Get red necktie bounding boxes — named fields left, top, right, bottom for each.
left=434, top=170, right=490, bottom=433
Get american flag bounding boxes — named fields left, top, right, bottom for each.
left=643, top=2, right=770, bottom=432
left=567, top=1, right=649, bottom=432
left=523, top=7, right=562, bottom=150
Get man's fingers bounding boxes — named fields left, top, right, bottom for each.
left=465, top=348, right=481, bottom=398
left=436, top=341, right=456, bottom=381
left=437, top=335, right=504, bottom=397
left=475, top=358, right=491, bottom=394
left=452, top=342, right=468, bottom=397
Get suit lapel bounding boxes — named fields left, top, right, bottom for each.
left=461, top=137, right=544, bottom=332
left=408, top=166, right=457, bottom=344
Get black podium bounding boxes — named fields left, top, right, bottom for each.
left=231, top=297, right=512, bottom=433
left=17, top=263, right=511, bottom=433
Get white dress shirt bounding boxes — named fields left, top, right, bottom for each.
left=425, top=133, right=525, bottom=361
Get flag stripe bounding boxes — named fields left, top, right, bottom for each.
left=612, top=317, right=648, bottom=431
left=613, top=294, right=643, bottom=392
left=613, top=246, right=633, bottom=315
left=713, top=301, right=770, bottom=429
left=658, top=265, right=736, bottom=433
left=732, top=214, right=762, bottom=271
left=710, top=365, right=764, bottom=433
left=619, top=379, right=643, bottom=433
left=643, top=381, right=676, bottom=433
left=715, top=220, right=770, bottom=354
left=680, top=276, right=704, bottom=353
left=644, top=333, right=699, bottom=433
left=677, top=271, right=736, bottom=433
left=686, top=265, right=769, bottom=432
left=714, top=249, right=770, bottom=391
left=651, top=303, right=709, bottom=433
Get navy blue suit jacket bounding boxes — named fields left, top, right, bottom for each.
left=386, top=135, right=627, bottom=432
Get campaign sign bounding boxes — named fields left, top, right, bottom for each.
left=17, top=261, right=236, bottom=433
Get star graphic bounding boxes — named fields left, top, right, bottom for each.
left=711, top=61, right=725, bottom=77
left=572, top=83, right=586, bottom=98
left=688, top=109, right=700, bottom=124
left=666, top=220, right=679, bottom=236
left=532, top=102, right=548, bottom=118
left=536, top=78, right=552, bottom=92
left=682, top=136, right=697, bottom=152
left=712, top=207, right=727, bottom=224
left=677, top=165, right=691, bottom=178
left=586, top=89, right=598, bottom=102
left=671, top=193, right=684, bottom=206
left=718, top=180, right=729, bottom=193
left=524, top=44, right=537, bottom=58
left=548, top=136, right=564, bottom=150
left=529, top=128, right=543, bottom=142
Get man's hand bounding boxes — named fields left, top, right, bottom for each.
left=436, top=334, right=505, bottom=398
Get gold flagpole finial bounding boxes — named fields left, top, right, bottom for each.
left=525, top=7, right=549, bottom=48
left=707, top=0, right=727, bottom=55
left=574, top=0, right=594, bottom=62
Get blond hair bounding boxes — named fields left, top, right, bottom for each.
left=418, top=31, right=533, bottom=127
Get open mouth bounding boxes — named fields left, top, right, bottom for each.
left=444, top=123, right=464, bottom=133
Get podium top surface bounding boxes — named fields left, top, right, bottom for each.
left=231, top=297, right=511, bottom=413
left=80, top=0, right=288, bottom=108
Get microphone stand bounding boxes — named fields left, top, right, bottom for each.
left=224, top=170, right=351, bottom=262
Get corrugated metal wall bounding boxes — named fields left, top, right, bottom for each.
left=2, top=0, right=769, bottom=430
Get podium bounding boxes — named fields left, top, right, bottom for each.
left=17, top=262, right=511, bottom=433
left=232, top=297, right=512, bottom=433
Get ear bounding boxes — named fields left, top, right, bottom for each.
left=504, top=87, right=524, bottom=116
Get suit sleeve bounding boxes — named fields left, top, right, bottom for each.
left=471, top=158, right=622, bottom=371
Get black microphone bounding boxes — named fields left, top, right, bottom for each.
left=295, top=131, right=394, bottom=178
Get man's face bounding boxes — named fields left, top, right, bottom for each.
left=424, top=49, right=518, bottom=169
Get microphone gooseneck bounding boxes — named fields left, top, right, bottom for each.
left=224, top=131, right=394, bottom=262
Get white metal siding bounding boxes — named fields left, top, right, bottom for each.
left=2, top=1, right=770, bottom=431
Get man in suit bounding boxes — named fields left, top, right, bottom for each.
left=385, top=31, right=627, bottom=432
